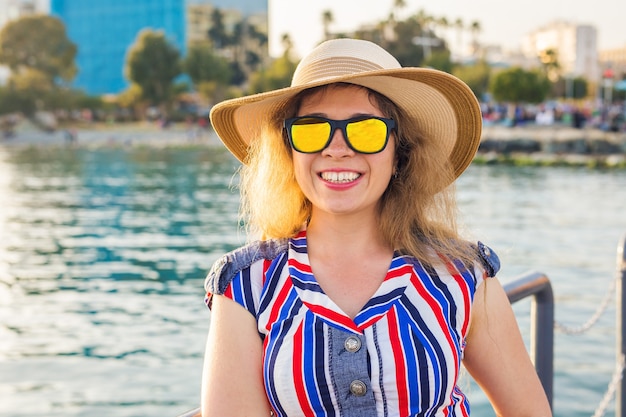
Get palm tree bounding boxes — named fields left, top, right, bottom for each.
left=208, top=8, right=228, bottom=49
left=539, top=48, right=561, bottom=81
left=470, top=20, right=481, bottom=54
left=415, top=9, right=435, bottom=59
left=436, top=16, right=449, bottom=37
left=454, top=18, right=464, bottom=58
left=322, top=10, right=334, bottom=41
left=385, top=0, right=405, bottom=43
left=392, top=0, right=406, bottom=19
left=281, top=33, right=294, bottom=58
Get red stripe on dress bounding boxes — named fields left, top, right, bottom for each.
left=223, top=284, right=233, bottom=299
left=289, top=258, right=313, bottom=274
left=292, top=321, right=315, bottom=416
left=439, top=254, right=472, bottom=337
left=410, top=271, right=460, bottom=370
left=262, top=259, right=272, bottom=286
left=265, top=277, right=294, bottom=332
left=385, top=263, right=414, bottom=281
left=302, top=301, right=360, bottom=333
left=387, top=306, right=410, bottom=416
left=438, top=254, right=472, bottom=404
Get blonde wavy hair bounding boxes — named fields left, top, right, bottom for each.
left=238, top=83, right=476, bottom=263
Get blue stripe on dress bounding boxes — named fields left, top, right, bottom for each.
left=258, top=253, right=288, bottom=315
left=399, top=298, right=448, bottom=413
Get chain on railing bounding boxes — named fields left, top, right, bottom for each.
left=554, top=273, right=617, bottom=335
left=593, top=354, right=625, bottom=417
left=549, top=248, right=624, bottom=417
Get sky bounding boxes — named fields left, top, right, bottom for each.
left=268, top=0, right=625, bottom=58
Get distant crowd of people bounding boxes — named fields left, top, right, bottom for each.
left=481, top=100, right=626, bottom=132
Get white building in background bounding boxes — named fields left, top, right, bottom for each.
left=0, top=0, right=48, bottom=85
left=521, top=20, right=599, bottom=81
left=0, top=0, right=46, bottom=26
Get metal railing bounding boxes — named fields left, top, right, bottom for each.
left=177, top=407, right=200, bottom=417
left=503, top=271, right=555, bottom=409
left=616, top=233, right=626, bottom=417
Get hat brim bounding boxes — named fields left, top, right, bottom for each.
left=209, top=67, right=481, bottom=179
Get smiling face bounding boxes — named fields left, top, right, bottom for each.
left=291, top=84, right=396, bottom=221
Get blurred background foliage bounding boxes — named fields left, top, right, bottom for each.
left=0, top=5, right=603, bottom=126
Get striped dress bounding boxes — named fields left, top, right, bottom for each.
left=205, top=230, right=500, bottom=417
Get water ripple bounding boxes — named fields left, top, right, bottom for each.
left=2, top=147, right=625, bottom=416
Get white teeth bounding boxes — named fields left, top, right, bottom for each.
left=320, top=171, right=360, bottom=183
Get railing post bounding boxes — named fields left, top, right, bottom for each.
left=616, top=233, right=626, bottom=417
left=503, top=272, right=554, bottom=409
left=531, top=277, right=554, bottom=409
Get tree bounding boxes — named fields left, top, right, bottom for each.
left=469, top=20, right=481, bottom=54
left=208, top=8, right=229, bottom=49
left=392, top=0, right=407, bottom=16
left=322, top=10, right=334, bottom=41
left=386, top=15, right=445, bottom=67
left=117, top=83, right=145, bottom=119
left=184, top=42, right=231, bottom=86
left=552, top=75, right=588, bottom=99
left=183, top=41, right=232, bottom=103
left=539, top=48, right=560, bottom=82
left=125, top=29, right=182, bottom=109
left=247, top=55, right=297, bottom=95
left=490, top=67, right=550, bottom=104
left=454, top=18, right=464, bottom=56
left=0, top=68, right=53, bottom=116
left=280, top=34, right=295, bottom=58
left=453, top=60, right=491, bottom=99
left=570, top=77, right=588, bottom=99
left=412, top=10, right=440, bottom=61
left=435, top=16, right=449, bottom=39
left=423, top=49, right=453, bottom=73
left=0, top=15, right=77, bottom=83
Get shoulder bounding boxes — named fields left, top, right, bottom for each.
left=204, top=238, right=290, bottom=296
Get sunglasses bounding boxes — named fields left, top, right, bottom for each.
left=284, top=116, right=396, bottom=154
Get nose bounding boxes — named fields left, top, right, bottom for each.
left=321, top=127, right=354, bottom=157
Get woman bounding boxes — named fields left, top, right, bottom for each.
left=201, top=38, right=551, bottom=416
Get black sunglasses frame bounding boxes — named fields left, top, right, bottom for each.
left=284, top=116, right=396, bottom=154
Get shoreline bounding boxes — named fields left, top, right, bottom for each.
left=1, top=122, right=625, bottom=169
left=479, top=124, right=626, bottom=168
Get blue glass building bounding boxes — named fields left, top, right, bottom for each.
left=50, top=0, right=185, bottom=95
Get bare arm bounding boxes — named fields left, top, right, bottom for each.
left=463, top=277, right=552, bottom=417
left=201, top=294, right=272, bottom=417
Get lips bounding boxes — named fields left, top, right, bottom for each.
left=319, top=171, right=361, bottom=184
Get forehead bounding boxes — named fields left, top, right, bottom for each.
left=296, top=84, right=380, bottom=113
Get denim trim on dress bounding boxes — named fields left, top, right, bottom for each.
left=204, top=238, right=289, bottom=297
left=476, top=241, right=500, bottom=277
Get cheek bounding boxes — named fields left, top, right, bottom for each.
left=379, top=143, right=396, bottom=175
left=291, top=153, right=314, bottom=186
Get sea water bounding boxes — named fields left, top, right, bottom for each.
left=0, top=145, right=625, bottom=417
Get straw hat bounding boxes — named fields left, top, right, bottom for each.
left=209, top=38, right=482, bottom=178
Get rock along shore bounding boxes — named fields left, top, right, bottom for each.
left=477, top=124, right=626, bottom=168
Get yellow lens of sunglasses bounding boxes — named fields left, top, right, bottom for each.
left=291, top=119, right=331, bottom=153
left=346, top=118, right=387, bottom=153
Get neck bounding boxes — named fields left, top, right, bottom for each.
left=305, top=210, right=391, bottom=256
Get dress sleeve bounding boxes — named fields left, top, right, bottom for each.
left=203, top=239, right=289, bottom=314
left=476, top=241, right=500, bottom=278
